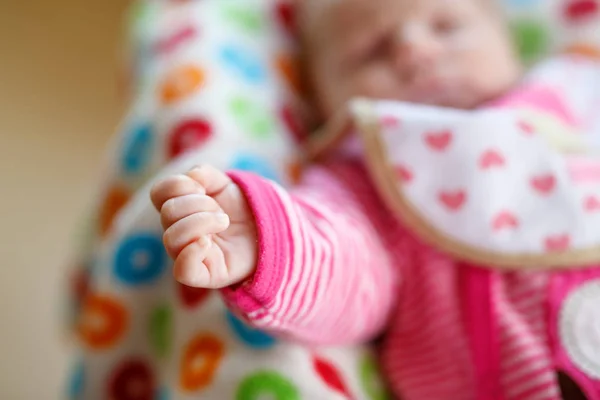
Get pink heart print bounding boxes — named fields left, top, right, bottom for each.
left=425, top=130, right=453, bottom=151
left=492, top=211, right=519, bottom=231
left=479, top=149, right=506, bottom=170
left=544, top=234, right=571, bottom=252
left=382, top=115, right=401, bottom=129
left=439, top=190, right=467, bottom=211
left=396, top=165, right=413, bottom=183
left=531, top=175, right=557, bottom=195
left=584, top=195, right=600, bottom=212
left=518, top=121, right=535, bottom=136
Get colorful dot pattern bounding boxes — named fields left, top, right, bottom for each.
left=505, top=0, right=600, bottom=64
left=113, top=233, right=168, bottom=286
left=226, top=311, right=278, bottom=349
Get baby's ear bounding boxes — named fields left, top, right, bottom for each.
left=294, top=0, right=322, bottom=30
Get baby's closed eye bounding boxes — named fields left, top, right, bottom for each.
left=433, top=15, right=463, bottom=36
left=329, top=0, right=404, bottom=61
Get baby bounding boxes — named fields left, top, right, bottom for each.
left=300, top=0, right=520, bottom=114
left=151, top=0, right=590, bottom=399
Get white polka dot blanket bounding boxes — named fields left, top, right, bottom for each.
left=65, top=1, right=389, bottom=399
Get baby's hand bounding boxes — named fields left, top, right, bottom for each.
left=150, top=166, right=258, bottom=289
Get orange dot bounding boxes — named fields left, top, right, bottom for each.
left=286, top=160, right=303, bottom=184
left=77, top=294, right=128, bottom=350
left=180, top=333, right=225, bottom=392
left=98, top=185, right=131, bottom=237
left=160, top=64, right=205, bottom=105
left=274, top=54, right=303, bottom=95
left=564, top=43, right=600, bottom=60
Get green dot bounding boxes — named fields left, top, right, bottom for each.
left=360, top=355, right=390, bottom=400
left=229, top=97, right=274, bottom=139
left=149, top=305, right=172, bottom=358
left=250, top=117, right=273, bottom=138
left=510, top=19, right=550, bottom=64
left=128, top=2, right=148, bottom=33
left=236, top=371, right=299, bottom=400
left=221, top=5, right=264, bottom=33
left=231, top=97, right=252, bottom=117
left=130, top=1, right=156, bottom=25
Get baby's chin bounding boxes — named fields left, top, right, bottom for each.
left=322, top=88, right=491, bottom=121
left=405, top=85, right=489, bottom=110
left=414, top=94, right=483, bottom=110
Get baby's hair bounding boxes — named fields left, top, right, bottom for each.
left=484, top=0, right=509, bottom=20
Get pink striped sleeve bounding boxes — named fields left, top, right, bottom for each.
left=221, top=163, right=401, bottom=345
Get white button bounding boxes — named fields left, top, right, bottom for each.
left=559, top=279, right=600, bottom=379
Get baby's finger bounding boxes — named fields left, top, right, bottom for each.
left=161, top=194, right=221, bottom=229
left=187, top=165, right=249, bottom=221
left=187, top=165, right=232, bottom=197
left=163, top=212, right=230, bottom=258
left=173, top=237, right=212, bottom=287
left=200, top=242, right=231, bottom=289
left=150, top=175, right=205, bottom=211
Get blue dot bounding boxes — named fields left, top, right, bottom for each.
left=230, top=154, right=280, bottom=183
left=122, top=123, right=154, bottom=175
left=220, top=44, right=265, bottom=84
left=226, top=311, right=277, bottom=349
left=68, top=361, right=84, bottom=399
left=114, top=233, right=167, bottom=286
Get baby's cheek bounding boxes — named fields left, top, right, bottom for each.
left=460, top=50, right=514, bottom=100
left=355, top=67, right=402, bottom=100
left=474, top=31, right=521, bottom=89
left=322, top=68, right=395, bottom=114
left=483, top=58, right=519, bottom=96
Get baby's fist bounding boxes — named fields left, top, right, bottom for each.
left=150, top=165, right=257, bottom=288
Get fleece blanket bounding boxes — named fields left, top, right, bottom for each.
left=65, top=1, right=387, bottom=399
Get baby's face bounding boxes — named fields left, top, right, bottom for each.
left=302, top=0, right=522, bottom=117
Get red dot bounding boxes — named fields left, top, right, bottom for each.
left=313, top=355, right=353, bottom=398
left=280, top=105, right=308, bottom=144
left=155, top=25, right=198, bottom=56
left=177, top=282, right=210, bottom=309
left=275, top=2, right=296, bottom=35
left=564, top=0, right=599, bottom=23
left=108, top=359, right=155, bottom=400
left=168, top=119, right=213, bottom=159
left=71, top=267, right=90, bottom=305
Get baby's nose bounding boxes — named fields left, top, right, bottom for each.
left=394, top=24, right=441, bottom=74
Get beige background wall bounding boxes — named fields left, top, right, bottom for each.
left=0, top=1, right=127, bottom=398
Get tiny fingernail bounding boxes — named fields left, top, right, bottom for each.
left=198, top=235, right=211, bottom=248
left=217, top=213, right=230, bottom=224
